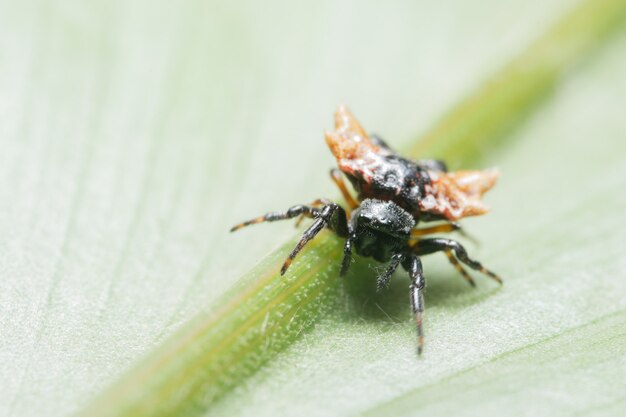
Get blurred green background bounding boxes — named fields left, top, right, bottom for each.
left=1, top=0, right=626, bottom=416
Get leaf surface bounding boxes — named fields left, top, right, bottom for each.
left=0, top=1, right=624, bottom=417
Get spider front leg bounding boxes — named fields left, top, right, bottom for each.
left=403, top=255, right=426, bottom=355
left=230, top=203, right=324, bottom=232
left=375, top=253, right=404, bottom=291
left=281, top=202, right=349, bottom=275
left=294, top=198, right=332, bottom=227
left=340, top=234, right=354, bottom=277
left=368, top=250, right=427, bottom=355
left=230, top=200, right=349, bottom=275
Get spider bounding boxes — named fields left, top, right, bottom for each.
left=231, top=106, right=502, bottom=355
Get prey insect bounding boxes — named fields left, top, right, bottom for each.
left=231, top=106, right=502, bottom=355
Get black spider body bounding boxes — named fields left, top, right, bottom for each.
left=349, top=199, right=415, bottom=262
left=231, top=106, right=502, bottom=355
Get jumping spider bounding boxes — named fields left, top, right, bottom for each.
left=231, top=106, right=502, bottom=355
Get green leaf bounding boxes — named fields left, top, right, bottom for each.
left=216, top=29, right=626, bottom=416
left=1, top=1, right=625, bottom=417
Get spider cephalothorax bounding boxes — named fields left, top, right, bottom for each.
left=231, top=106, right=501, bottom=355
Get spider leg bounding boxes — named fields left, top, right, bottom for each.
left=376, top=253, right=404, bottom=292
left=444, top=249, right=476, bottom=287
left=230, top=203, right=323, bottom=232
left=402, top=255, right=426, bottom=356
left=294, top=198, right=331, bottom=227
left=340, top=233, right=354, bottom=276
left=410, top=222, right=460, bottom=238
left=281, top=203, right=349, bottom=275
left=330, top=168, right=359, bottom=210
left=410, top=221, right=479, bottom=245
left=412, top=238, right=502, bottom=284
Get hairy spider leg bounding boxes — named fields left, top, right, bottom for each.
left=230, top=204, right=323, bottom=232
left=411, top=238, right=502, bottom=284
left=281, top=203, right=349, bottom=275
left=403, top=255, right=426, bottom=355
left=444, top=249, right=476, bottom=287
left=330, top=168, right=359, bottom=210
left=294, top=198, right=332, bottom=227
left=340, top=233, right=354, bottom=277
left=327, top=167, right=359, bottom=273
left=409, top=226, right=477, bottom=286
left=376, top=253, right=404, bottom=292
left=231, top=202, right=349, bottom=275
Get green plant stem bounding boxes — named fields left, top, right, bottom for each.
left=77, top=1, right=626, bottom=416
